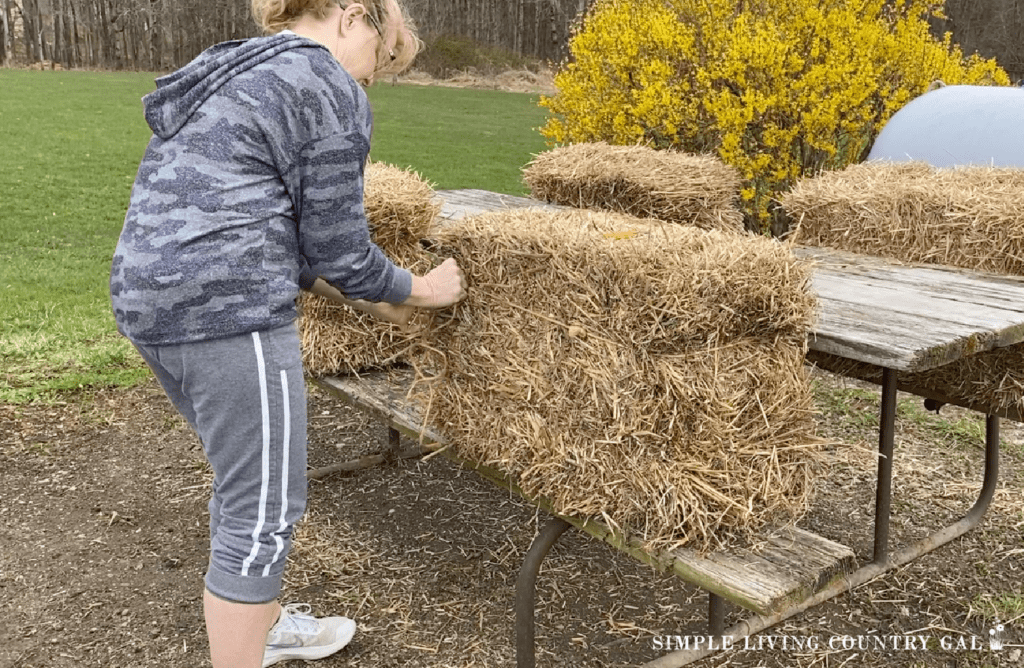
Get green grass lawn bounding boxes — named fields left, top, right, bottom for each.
left=366, top=82, right=550, bottom=194
left=0, top=69, right=550, bottom=402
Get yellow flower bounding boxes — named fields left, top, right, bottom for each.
left=541, top=0, right=1010, bottom=231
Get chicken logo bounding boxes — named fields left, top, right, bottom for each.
left=989, top=623, right=1005, bottom=651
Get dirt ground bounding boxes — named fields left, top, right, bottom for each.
left=1, top=366, right=1022, bottom=668
left=396, top=68, right=558, bottom=95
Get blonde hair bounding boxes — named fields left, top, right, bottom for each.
left=251, top=0, right=422, bottom=76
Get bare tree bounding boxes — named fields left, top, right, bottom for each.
left=52, top=0, right=72, bottom=67
left=937, top=0, right=1024, bottom=81
left=20, top=0, right=36, bottom=62
left=0, top=0, right=10, bottom=65
left=0, top=0, right=1018, bottom=78
left=66, top=0, right=80, bottom=65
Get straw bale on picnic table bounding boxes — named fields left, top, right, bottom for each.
left=407, top=209, right=824, bottom=551
left=299, top=161, right=438, bottom=376
left=523, top=142, right=745, bottom=233
left=783, top=162, right=1024, bottom=417
left=782, top=162, right=1024, bottom=275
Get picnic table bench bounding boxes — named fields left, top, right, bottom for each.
left=310, top=189, right=1024, bottom=667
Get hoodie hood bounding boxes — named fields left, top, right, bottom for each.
left=143, top=33, right=322, bottom=139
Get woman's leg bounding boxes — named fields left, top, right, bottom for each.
left=204, top=590, right=280, bottom=668
left=135, top=324, right=308, bottom=667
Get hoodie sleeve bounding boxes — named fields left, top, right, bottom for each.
left=272, top=50, right=415, bottom=305
left=285, top=128, right=412, bottom=304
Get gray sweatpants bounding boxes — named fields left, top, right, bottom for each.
left=133, top=323, right=307, bottom=604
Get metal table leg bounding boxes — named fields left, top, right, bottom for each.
left=873, top=368, right=898, bottom=565
left=708, top=593, right=726, bottom=638
left=516, top=517, right=572, bottom=668
left=872, top=372, right=999, bottom=566
left=901, top=413, right=1000, bottom=553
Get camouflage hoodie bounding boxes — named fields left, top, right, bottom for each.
left=110, top=33, right=412, bottom=345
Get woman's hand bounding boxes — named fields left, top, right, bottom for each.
left=404, top=258, right=468, bottom=308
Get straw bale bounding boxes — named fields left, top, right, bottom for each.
left=407, top=209, right=824, bottom=551
left=523, top=142, right=745, bottom=233
left=299, top=162, right=439, bottom=376
left=298, top=288, right=430, bottom=376
left=361, top=161, right=440, bottom=265
left=782, top=162, right=1024, bottom=275
left=784, top=162, right=1024, bottom=417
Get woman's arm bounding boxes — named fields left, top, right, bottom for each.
left=308, top=277, right=417, bottom=327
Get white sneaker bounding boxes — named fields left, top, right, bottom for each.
left=262, top=603, right=356, bottom=667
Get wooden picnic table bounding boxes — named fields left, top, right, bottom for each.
left=312, top=189, right=1024, bottom=668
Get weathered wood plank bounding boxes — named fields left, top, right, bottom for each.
left=800, top=245, right=1024, bottom=370
left=797, top=246, right=1024, bottom=301
left=435, top=188, right=564, bottom=222
left=810, top=301, right=1012, bottom=372
left=434, top=189, right=1024, bottom=372
left=813, top=271, right=1023, bottom=331
left=318, top=373, right=445, bottom=445
left=313, top=372, right=856, bottom=616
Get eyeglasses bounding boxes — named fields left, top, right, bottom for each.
left=364, top=11, right=396, bottom=64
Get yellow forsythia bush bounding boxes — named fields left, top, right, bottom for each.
left=540, top=0, right=1010, bottom=231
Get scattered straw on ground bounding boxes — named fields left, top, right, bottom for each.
left=406, top=208, right=823, bottom=552
left=523, top=142, right=745, bottom=233
left=398, top=68, right=558, bottom=95
left=299, top=161, right=439, bottom=376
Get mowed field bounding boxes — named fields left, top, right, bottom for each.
left=0, top=68, right=550, bottom=402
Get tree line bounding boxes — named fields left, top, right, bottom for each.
left=0, top=0, right=588, bottom=70
left=402, top=0, right=588, bottom=63
left=0, top=0, right=1021, bottom=80
left=1, top=0, right=251, bottom=71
